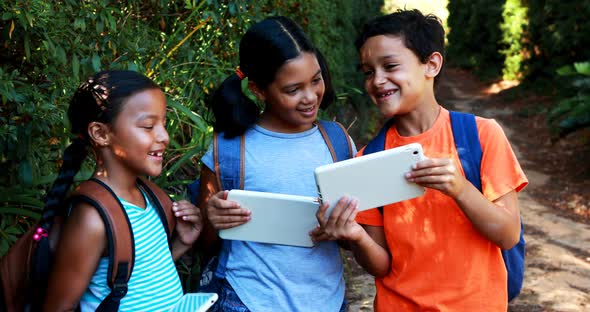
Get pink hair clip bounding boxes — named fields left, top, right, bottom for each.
left=33, top=227, right=48, bottom=241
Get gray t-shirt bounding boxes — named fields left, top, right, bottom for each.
left=202, top=124, right=355, bottom=311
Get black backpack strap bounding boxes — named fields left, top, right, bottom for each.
left=317, top=120, right=353, bottom=162
left=137, top=177, right=175, bottom=247
left=69, top=179, right=133, bottom=311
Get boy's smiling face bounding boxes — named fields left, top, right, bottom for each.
left=359, top=35, right=434, bottom=118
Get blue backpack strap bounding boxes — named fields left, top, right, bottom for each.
left=450, top=111, right=483, bottom=190
left=449, top=111, right=525, bottom=302
left=364, top=117, right=396, bottom=156
left=214, top=132, right=245, bottom=191
left=212, top=132, right=244, bottom=279
left=317, top=120, right=352, bottom=161
left=362, top=117, right=396, bottom=213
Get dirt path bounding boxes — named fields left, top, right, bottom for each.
left=344, top=68, right=590, bottom=312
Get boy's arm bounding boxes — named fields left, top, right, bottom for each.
left=350, top=225, right=390, bottom=277
left=454, top=182, right=521, bottom=249
left=407, top=158, right=521, bottom=249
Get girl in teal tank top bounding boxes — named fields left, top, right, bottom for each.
left=43, top=70, right=203, bottom=311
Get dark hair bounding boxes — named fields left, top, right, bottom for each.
left=41, top=70, right=159, bottom=222
left=211, top=16, right=335, bottom=138
left=355, top=9, right=445, bottom=85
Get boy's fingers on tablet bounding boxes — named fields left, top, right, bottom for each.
left=338, top=199, right=358, bottom=226
left=315, top=201, right=329, bottom=222
left=327, top=196, right=349, bottom=225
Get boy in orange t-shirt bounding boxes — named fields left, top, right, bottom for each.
left=312, top=9, right=528, bottom=311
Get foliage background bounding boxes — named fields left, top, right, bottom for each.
left=446, top=0, right=590, bottom=135
left=0, top=0, right=383, bottom=289
left=2, top=0, right=589, bottom=290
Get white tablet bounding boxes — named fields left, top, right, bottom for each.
left=170, top=293, right=218, bottom=312
left=314, top=143, right=425, bottom=212
left=219, top=190, right=319, bottom=247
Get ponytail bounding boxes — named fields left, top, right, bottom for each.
left=41, top=138, right=88, bottom=221
left=211, top=73, right=260, bottom=138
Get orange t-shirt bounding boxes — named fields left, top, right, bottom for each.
left=356, top=108, right=528, bottom=312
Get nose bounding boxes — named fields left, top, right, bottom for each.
left=372, top=70, right=387, bottom=86
left=157, top=124, right=169, bottom=146
left=301, top=88, right=317, bottom=105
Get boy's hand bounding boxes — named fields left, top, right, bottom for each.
left=173, top=200, right=203, bottom=245
left=405, top=157, right=467, bottom=198
left=207, top=190, right=251, bottom=230
left=311, top=196, right=363, bottom=243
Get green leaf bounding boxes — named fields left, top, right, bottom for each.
left=573, top=62, right=590, bottom=76
left=24, top=35, right=31, bottom=59
left=556, top=65, right=576, bottom=76
left=18, top=160, right=33, bottom=187
left=0, top=207, right=41, bottom=219
left=91, top=54, right=101, bottom=71
left=167, top=100, right=208, bottom=132
left=72, top=54, right=80, bottom=80
left=57, top=46, right=67, bottom=65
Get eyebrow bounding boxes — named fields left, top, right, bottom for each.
left=359, top=54, right=399, bottom=68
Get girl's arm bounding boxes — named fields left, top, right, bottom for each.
left=171, top=200, right=203, bottom=261
left=407, top=158, right=521, bottom=249
left=199, top=166, right=251, bottom=231
left=194, top=166, right=251, bottom=260
left=44, top=202, right=106, bottom=311
left=312, top=197, right=391, bottom=277
left=195, top=166, right=222, bottom=253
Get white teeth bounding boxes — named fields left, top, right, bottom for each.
left=149, top=152, right=163, bottom=157
left=379, top=91, right=395, bottom=98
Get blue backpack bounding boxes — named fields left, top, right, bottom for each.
left=187, top=120, right=353, bottom=201
left=187, top=120, right=353, bottom=285
left=362, top=111, right=525, bottom=302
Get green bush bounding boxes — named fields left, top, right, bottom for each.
left=522, top=1, right=590, bottom=82
left=500, top=0, right=527, bottom=80
left=0, top=0, right=383, bottom=287
left=547, top=61, right=590, bottom=137
left=446, top=0, right=505, bottom=79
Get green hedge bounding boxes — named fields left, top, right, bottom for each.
left=446, top=0, right=505, bottom=79
left=447, top=0, right=590, bottom=82
left=0, top=0, right=382, bottom=260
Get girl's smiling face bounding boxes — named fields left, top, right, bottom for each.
left=256, top=52, right=325, bottom=133
left=106, top=88, right=169, bottom=177
left=359, top=35, right=431, bottom=118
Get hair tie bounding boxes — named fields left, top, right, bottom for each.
left=235, top=67, right=246, bottom=80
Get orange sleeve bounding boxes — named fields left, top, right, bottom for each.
left=355, top=208, right=383, bottom=226
left=478, top=118, right=528, bottom=201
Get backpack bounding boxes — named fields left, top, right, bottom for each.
left=362, top=111, right=525, bottom=302
left=0, top=177, right=175, bottom=312
left=187, top=120, right=353, bottom=287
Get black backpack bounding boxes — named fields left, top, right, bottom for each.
left=0, top=177, right=175, bottom=312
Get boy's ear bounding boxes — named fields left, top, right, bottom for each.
left=87, top=121, right=111, bottom=147
left=247, top=81, right=266, bottom=102
left=425, top=52, right=443, bottom=78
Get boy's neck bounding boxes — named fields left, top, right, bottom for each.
left=395, top=103, right=441, bottom=137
